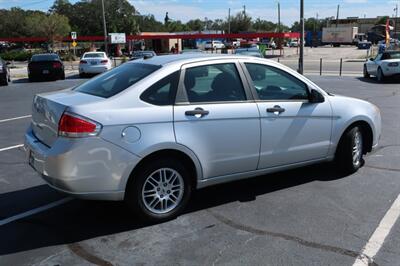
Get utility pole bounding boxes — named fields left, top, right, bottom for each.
left=101, top=0, right=108, bottom=55
left=277, top=1, right=281, bottom=53
left=228, top=8, right=231, bottom=34
left=336, top=4, right=340, bottom=28
left=395, top=4, right=398, bottom=40
left=277, top=1, right=281, bottom=33
left=298, top=0, right=304, bottom=74
left=243, top=5, right=246, bottom=15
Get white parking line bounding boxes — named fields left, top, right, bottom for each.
left=0, top=115, right=31, bottom=123
left=0, top=144, right=24, bottom=152
left=353, top=193, right=400, bottom=266
left=0, top=197, right=73, bottom=226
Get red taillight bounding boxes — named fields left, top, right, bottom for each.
left=80, top=60, right=87, bottom=64
left=58, top=112, right=101, bottom=137
left=53, top=62, right=62, bottom=68
left=100, top=59, right=108, bottom=64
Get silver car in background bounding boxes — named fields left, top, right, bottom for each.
left=25, top=54, right=381, bottom=221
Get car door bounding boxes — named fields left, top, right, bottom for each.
left=367, top=54, right=382, bottom=75
left=242, top=62, right=332, bottom=169
left=174, top=61, right=261, bottom=179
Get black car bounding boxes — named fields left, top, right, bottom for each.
left=28, top=54, right=65, bottom=81
left=0, top=57, right=11, bottom=86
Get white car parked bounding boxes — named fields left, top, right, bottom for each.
left=205, top=40, right=225, bottom=50
left=79, top=52, right=112, bottom=77
left=364, top=51, right=400, bottom=82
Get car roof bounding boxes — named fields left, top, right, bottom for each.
left=128, top=54, right=261, bottom=67
left=84, top=52, right=105, bottom=54
left=32, top=53, right=58, bottom=57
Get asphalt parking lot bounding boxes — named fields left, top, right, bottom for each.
left=0, top=74, right=399, bottom=266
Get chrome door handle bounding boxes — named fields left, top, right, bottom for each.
left=266, top=105, right=285, bottom=114
left=185, top=107, right=209, bottom=117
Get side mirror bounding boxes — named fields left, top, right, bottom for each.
left=309, top=89, right=325, bottom=103
left=369, top=58, right=374, bottom=61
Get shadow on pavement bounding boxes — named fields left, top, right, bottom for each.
left=0, top=162, right=349, bottom=255
left=357, top=77, right=400, bottom=84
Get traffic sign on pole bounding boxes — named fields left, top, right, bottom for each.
left=71, top=32, right=77, bottom=40
left=72, top=41, right=77, bottom=47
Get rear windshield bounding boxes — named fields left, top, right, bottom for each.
left=83, top=53, right=105, bottom=58
left=31, top=54, right=59, bottom=62
left=74, top=63, right=161, bottom=98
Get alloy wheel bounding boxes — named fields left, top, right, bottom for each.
left=141, top=168, right=184, bottom=214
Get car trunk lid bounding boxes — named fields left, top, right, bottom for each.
left=31, top=90, right=103, bottom=147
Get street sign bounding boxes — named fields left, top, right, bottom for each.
left=71, top=32, right=77, bottom=40
left=109, top=33, right=126, bottom=44
left=72, top=41, right=77, bottom=47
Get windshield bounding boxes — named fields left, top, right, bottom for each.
left=83, top=53, right=105, bottom=58
left=74, top=63, right=161, bottom=98
left=31, top=54, right=59, bottom=62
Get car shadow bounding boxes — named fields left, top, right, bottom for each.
left=0, top=162, right=349, bottom=255
left=357, top=77, right=400, bottom=84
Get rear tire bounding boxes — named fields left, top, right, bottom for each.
left=363, top=65, right=370, bottom=78
left=79, top=72, right=85, bottom=78
left=125, top=158, right=193, bottom=222
left=335, top=126, right=364, bottom=174
left=60, top=72, right=65, bottom=80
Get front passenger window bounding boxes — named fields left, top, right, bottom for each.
left=245, top=63, right=309, bottom=101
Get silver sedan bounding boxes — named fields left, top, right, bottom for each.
left=25, top=54, right=381, bottom=221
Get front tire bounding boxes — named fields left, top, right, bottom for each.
left=376, top=67, right=385, bottom=82
left=336, top=126, right=364, bottom=174
left=363, top=65, right=370, bottom=78
left=125, top=158, right=192, bottom=222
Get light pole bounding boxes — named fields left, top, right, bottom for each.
left=395, top=4, right=398, bottom=41
left=228, top=8, right=231, bottom=34
left=298, top=0, right=304, bottom=74
left=101, top=0, right=108, bottom=55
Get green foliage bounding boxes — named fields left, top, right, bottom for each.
left=0, top=50, right=35, bottom=61
left=291, top=18, right=329, bottom=32
left=26, top=13, right=71, bottom=43
left=376, top=16, right=389, bottom=25
left=225, top=12, right=252, bottom=33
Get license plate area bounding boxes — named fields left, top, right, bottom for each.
left=91, top=61, right=97, bottom=65
left=42, top=70, right=49, bottom=74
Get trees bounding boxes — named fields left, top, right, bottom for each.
left=226, top=12, right=252, bottom=33
left=26, top=13, right=71, bottom=45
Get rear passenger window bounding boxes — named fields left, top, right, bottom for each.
left=140, top=71, right=179, bottom=105
left=184, top=63, right=246, bottom=103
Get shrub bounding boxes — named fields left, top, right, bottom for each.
left=0, top=50, right=34, bottom=61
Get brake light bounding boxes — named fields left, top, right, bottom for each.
left=388, top=62, right=399, bottom=67
left=58, top=112, right=101, bottom=137
left=80, top=60, right=87, bottom=64
left=53, top=62, right=62, bottom=68
left=100, top=59, right=108, bottom=64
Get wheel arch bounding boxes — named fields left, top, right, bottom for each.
left=125, top=146, right=202, bottom=196
left=336, top=120, right=374, bottom=156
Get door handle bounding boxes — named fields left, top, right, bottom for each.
left=266, top=105, right=285, bottom=114
left=185, top=107, right=209, bottom=117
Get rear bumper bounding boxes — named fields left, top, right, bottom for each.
left=24, top=126, right=140, bottom=201
left=79, top=64, right=111, bottom=74
left=29, top=68, right=64, bottom=79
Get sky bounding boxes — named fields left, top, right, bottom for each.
left=0, top=0, right=399, bottom=26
